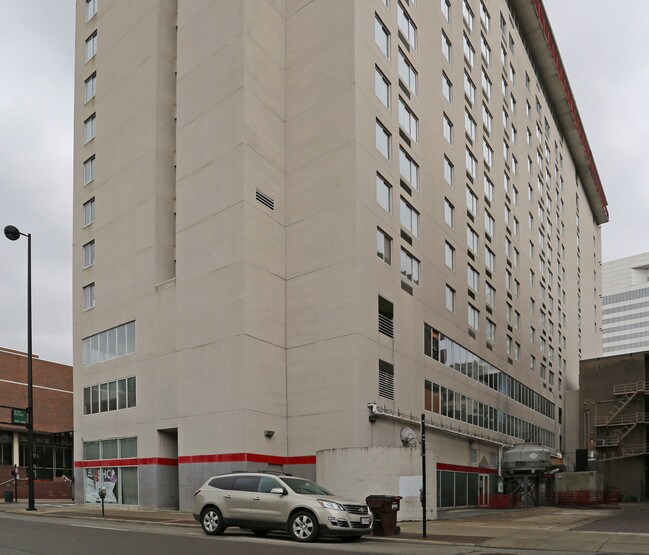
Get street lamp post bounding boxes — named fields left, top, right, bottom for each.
left=4, top=225, right=36, bottom=511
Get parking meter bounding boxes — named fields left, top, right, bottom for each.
left=99, top=487, right=107, bottom=517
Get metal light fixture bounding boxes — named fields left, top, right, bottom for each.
left=264, top=430, right=275, bottom=438
left=4, top=225, right=36, bottom=511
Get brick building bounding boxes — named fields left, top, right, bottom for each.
left=0, top=347, right=73, bottom=497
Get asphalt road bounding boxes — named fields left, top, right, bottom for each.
left=0, top=512, right=483, bottom=555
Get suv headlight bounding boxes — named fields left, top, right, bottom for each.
left=317, top=499, right=345, bottom=511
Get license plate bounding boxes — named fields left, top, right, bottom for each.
left=361, top=517, right=370, bottom=525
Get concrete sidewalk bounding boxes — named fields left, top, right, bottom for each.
left=2, top=500, right=649, bottom=553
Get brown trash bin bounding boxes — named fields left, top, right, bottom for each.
left=365, top=495, right=401, bottom=536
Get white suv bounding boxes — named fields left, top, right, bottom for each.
left=193, top=471, right=373, bottom=542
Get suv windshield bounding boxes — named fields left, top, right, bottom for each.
left=282, top=477, right=333, bottom=496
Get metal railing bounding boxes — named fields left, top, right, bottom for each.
left=595, top=412, right=649, bottom=426
left=613, top=381, right=649, bottom=395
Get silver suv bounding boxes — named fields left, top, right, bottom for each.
left=193, top=471, right=373, bottom=542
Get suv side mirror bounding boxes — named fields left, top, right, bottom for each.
left=270, top=487, right=287, bottom=496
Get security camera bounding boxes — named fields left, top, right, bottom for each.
left=367, top=402, right=378, bottom=414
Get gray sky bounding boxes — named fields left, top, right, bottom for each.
left=0, top=1, right=646, bottom=365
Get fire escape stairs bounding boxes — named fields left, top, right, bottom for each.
left=604, top=392, right=638, bottom=426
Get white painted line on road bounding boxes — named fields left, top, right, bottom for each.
left=70, top=524, right=129, bottom=532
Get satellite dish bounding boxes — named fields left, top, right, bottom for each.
left=400, top=427, right=417, bottom=448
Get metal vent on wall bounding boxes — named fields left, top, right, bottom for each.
left=378, top=360, right=394, bottom=400
left=256, top=189, right=274, bottom=210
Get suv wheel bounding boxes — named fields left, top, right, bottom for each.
left=200, top=506, right=225, bottom=536
left=289, top=510, right=319, bottom=542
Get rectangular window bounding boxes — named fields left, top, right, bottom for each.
left=399, top=147, right=419, bottom=189
left=467, top=265, right=479, bottom=291
left=84, top=155, right=96, bottom=184
left=379, top=360, right=394, bottom=400
left=464, top=72, right=476, bottom=105
left=375, top=120, right=391, bottom=160
left=446, top=285, right=456, bottom=312
left=465, top=110, right=477, bottom=143
left=485, top=247, right=495, bottom=272
left=400, top=197, right=419, bottom=237
left=486, top=319, right=496, bottom=342
left=424, top=323, right=441, bottom=361
left=377, top=228, right=392, bottom=265
left=465, top=148, right=477, bottom=179
left=445, top=242, right=456, bottom=270
left=481, top=70, right=492, bottom=100
left=467, top=226, right=478, bottom=253
left=463, top=0, right=474, bottom=30
left=466, top=186, right=478, bottom=216
left=463, top=34, right=475, bottom=68
left=480, top=35, right=491, bottom=66
left=82, top=321, right=136, bottom=366
left=83, top=283, right=95, bottom=310
left=480, top=1, right=490, bottom=30
left=84, top=113, right=96, bottom=144
left=375, top=15, right=390, bottom=58
left=441, top=0, right=451, bottom=21
left=375, top=66, right=390, bottom=108
left=444, top=198, right=455, bottom=228
left=83, top=198, right=95, bottom=227
left=442, top=72, right=452, bottom=103
left=468, top=304, right=480, bottom=330
left=397, top=2, right=417, bottom=49
left=443, top=113, right=453, bottom=144
left=486, top=282, right=495, bottom=306
left=376, top=174, right=392, bottom=212
left=84, top=72, right=97, bottom=102
left=483, top=140, right=493, bottom=168
left=83, top=240, right=95, bottom=269
left=442, top=32, right=452, bottom=62
left=483, top=175, right=493, bottom=202
left=398, top=50, right=418, bottom=95
left=399, top=98, right=419, bottom=142
left=85, top=31, right=97, bottom=62
left=400, top=248, right=420, bottom=285
left=444, top=156, right=454, bottom=186
left=86, top=0, right=98, bottom=21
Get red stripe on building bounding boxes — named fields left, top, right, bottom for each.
left=437, top=462, right=498, bottom=475
left=75, top=453, right=316, bottom=468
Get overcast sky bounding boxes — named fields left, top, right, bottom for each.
left=0, top=1, right=647, bottom=365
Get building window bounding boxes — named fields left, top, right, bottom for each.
left=443, top=113, right=453, bottom=144
left=444, top=198, right=455, bottom=228
left=400, top=197, right=419, bottom=237
left=482, top=104, right=492, bottom=133
left=83, top=198, right=95, bottom=227
left=442, top=72, right=452, bottom=103
left=84, top=113, right=96, bottom=144
left=483, top=140, right=493, bottom=168
left=376, top=173, right=392, bottom=213
left=400, top=248, right=420, bottom=285
left=83, top=240, right=95, bottom=269
left=441, top=0, right=451, bottom=21
left=467, top=226, right=478, bottom=253
left=480, top=1, right=490, bottom=30
left=85, top=31, right=97, bottom=62
left=397, top=2, right=417, bottom=48
left=445, top=242, right=455, bottom=270
left=481, top=70, right=492, bottom=100
left=468, top=304, right=480, bottom=330
left=480, top=34, right=491, bottom=66
left=467, top=265, right=479, bottom=291
left=379, top=360, right=394, bottom=400
left=84, top=72, right=97, bottom=102
left=399, top=98, right=419, bottom=142
left=465, top=148, right=477, bottom=179
left=377, top=228, right=392, bottom=265
left=444, top=156, right=454, bottom=186
left=466, top=187, right=478, bottom=217
left=399, top=147, right=419, bottom=189
left=375, top=66, right=390, bottom=109
left=464, top=72, right=476, bottom=105
left=84, top=377, right=136, bottom=415
left=486, top=282, right=495, bottom=306
left=446, top=285, right=456, bottom=313
left=398, top=50, right=418, bottom=95
left=484, top=211, right=494, bottom=237
left=442, top=32, right=452, bottom=62
left=86, top=0, right=98, bottom=22
left=375, top=120, right=391, bottom=160
left=82, top=321, right=136, bottom=367
left=83, top=283, right=95, bottom=310
left=486, top=319, right=496, bottom=342
left=84, top=155, right=96, bottom=185
left=463, top=34, right=475, bottom=68
left=485, top=247, right=495, bottom=273
left=483, top=175, right=494, bottom=202
left=375, top=15, right=390, bottom=58
left=463, top=0, right=474, bottom=30
left=465, top=110, right=476, bottom=142
left=424, top=323, right=441, bottom=361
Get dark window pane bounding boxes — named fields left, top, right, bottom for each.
left=232, top=476, right=260, bottom=492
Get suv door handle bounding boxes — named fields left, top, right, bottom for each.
left=224, top=494, right=231, bottom=499
left=252, top=496, right=261, bottom=501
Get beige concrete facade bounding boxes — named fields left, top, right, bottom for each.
left=73, top=0, right=606, bottom=511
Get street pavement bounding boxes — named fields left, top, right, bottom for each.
left=2, top=499, right=649, bottom=553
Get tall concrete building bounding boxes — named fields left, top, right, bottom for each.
left=602, top=253, right=649, bottom=355
left=73, top=0, right=608, bottom=509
